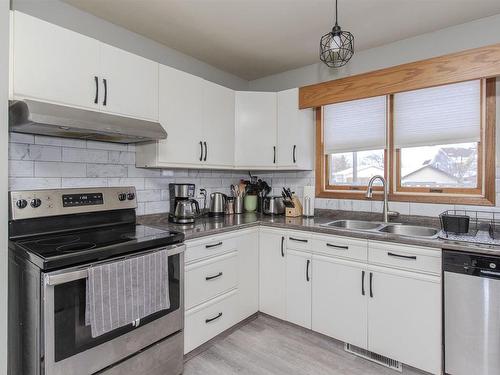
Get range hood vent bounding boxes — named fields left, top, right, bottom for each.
left=9, top=100, right=167, bottom=144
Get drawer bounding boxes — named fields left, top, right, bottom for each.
left=185, top=235, right=237, bottom=263
left=311, top=234, right=368, bottom=262
left=368, top=241, right=441, bottom=275
left=184, top=289, right=239, bottom=354
left=99, top=331, right=183, bottom=375
left=185, top=251, right=238, bottom=309
left=286, top=231, right=312, bottom=251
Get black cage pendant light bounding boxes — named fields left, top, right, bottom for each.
left=320, top=0, right=354, bottom=68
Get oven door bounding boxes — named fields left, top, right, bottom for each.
left=42, top=244, right=184, bottom=375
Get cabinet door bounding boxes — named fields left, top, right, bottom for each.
left=157, top=65, right=204, bottom=166
left=259, top=229, right=286, bottom=319
left=286, top=250, right=312, bottom=328
left=235, top=92, right=277, bottom=169
left=277, top=88, right=314, bottom=170
left=12, top=11, right=100, bottom=110
left=99, top=43, right=158, bottom=121
left=368, top=268, right=441, bottom=375
left=312, top=255, right=368, bottom=349
left=202, top=80, right=235, bottom=167
left=236, top=230, right=259, bottom=320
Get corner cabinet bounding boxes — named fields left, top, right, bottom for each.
left=277, top=89, right=314, bottom=170
left=234, top=89, right=314, bottom=170
left=11, top=11, right=159, bottom=121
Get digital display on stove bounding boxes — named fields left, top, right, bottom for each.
left=62, top=193, right=104, bottom=207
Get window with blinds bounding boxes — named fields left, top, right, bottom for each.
left=394, top=80, right=481, bottom=190
left=323, top=96, right=387, bottom=186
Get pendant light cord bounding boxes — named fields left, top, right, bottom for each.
left=335, top=0, right=338, bottom=26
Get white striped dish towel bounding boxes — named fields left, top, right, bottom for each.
left=85, top=249, right=170, bottom=338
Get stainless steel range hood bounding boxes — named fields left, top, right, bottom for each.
left=9, top=100, right=167, bottom=144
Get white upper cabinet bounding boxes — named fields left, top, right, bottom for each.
left=137, top=66, right=236, bottom=168
left=202, top=80, right=235, bottom=167
left=155, top=65, right=205, bottom=166
left=277, top=88, right=314, bottom=170
left=99, top=43, right=158, bottom=121
left=12, top=11, right=100, bottom=110
left=11, top=11, right=159, bottom=122
left=235, top=91, right=278, bottom=169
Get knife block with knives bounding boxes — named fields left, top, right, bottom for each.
left=282, top=187, right=303, bottom=217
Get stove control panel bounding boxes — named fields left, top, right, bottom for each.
left=10, top=187, right=137, bottom=220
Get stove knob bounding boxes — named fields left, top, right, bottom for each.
left=30, top=198, right=42, bottom=208
left=16, top=199, right=28, bottom=209
left=127, top=192, right=135, bottom=200
left=118, top=193, right=127, bottom=201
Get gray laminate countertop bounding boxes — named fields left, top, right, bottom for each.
left=138, top=209, right=500, bottom=256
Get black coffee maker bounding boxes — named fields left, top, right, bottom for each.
left=169, top=183, right=199, bottom=224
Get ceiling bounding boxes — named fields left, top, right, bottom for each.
left=62, top=0, right=500, bottom=80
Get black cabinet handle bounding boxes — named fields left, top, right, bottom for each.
left=326, top=243, right=348, bottom=250
left=273, top=146, right=276, bottom=164
left=289, top=237, right=308, bottom=243
left=203, top=141, right=207, bottom=161
left=387, top=252, right=417, bottom=260
left=205, top=241, right=223, bottom=249
left=205, top=272, right=223, bottom=281
left=306, top=259, right=310, bottom=282
left=205, top=312, right=222, bottom=324
left=94, top=76, right=99, bottom=104
left=102, top=78, right=107, bottom=106
left=281, top=236, right=285, bottom=257
left=369, top=272, right=373, bottom=298
left=199, top=141, right=203, bottom=161
left=361, top=270, right=365, bottom=296
left=293, top=145, right=297, bottom=163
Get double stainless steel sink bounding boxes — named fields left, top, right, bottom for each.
left=321, top=220, right=439, bottom=239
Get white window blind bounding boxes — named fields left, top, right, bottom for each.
left=323, top=96, right=387, bottom=154
left=394, top=80, right=481, bottom=148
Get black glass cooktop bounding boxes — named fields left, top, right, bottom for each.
left=13, top=224, right=183, bottom=269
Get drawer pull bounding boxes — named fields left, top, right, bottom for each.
left=281, top=236, right=285, bottom=257
left=326, top=243, right=348, bottom=250
left=289, top=237, right=308, bottom=243
left=205, top=272, right=223, bottom=281
left=205, top=241, right=223, bottom=249
left=205, top=312, right=223, bottom=324
left=387, top=252, right=417, bottom=260
left=306, top=259, right=311, bottom=282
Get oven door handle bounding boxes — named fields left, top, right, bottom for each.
left=45, top=244, right=185, bottom=286
left=46, top=269, right=88, bottom=286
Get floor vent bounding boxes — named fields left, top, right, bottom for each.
left=344, top=343, right=402, bottom=372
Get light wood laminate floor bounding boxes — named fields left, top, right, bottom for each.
left=184, top=315, right=427, bottom=375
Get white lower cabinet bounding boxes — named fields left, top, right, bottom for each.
left=184, top=228, right=442, bottom=374
left=184, top=230, right=259, bottom=354
left=285, top=250, right=312, bottom=329
left=184, top=289, right=239, bottom=353
left=312, top=255, right=368, bottom=349
left=259, top=229, right=287, bottom=320
left=367, top=266, right=441, bottom=375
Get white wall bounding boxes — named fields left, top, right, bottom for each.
left=0, top=0, right=9, bottom=373
left=11, top=0, right=249, bottom=91
left=249, top=13, right=500, bottom=91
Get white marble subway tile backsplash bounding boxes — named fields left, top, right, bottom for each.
left=8, top=133, right=500, bottom=217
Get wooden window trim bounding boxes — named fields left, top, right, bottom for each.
left=316, top=78, right=496, bottom=206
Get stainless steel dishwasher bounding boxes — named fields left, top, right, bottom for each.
left=444, top=250, right=500, bottom=375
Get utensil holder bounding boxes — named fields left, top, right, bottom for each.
left=234, top=196, right=244, bottom=214
left=244, top=195, right=257, bottom=212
